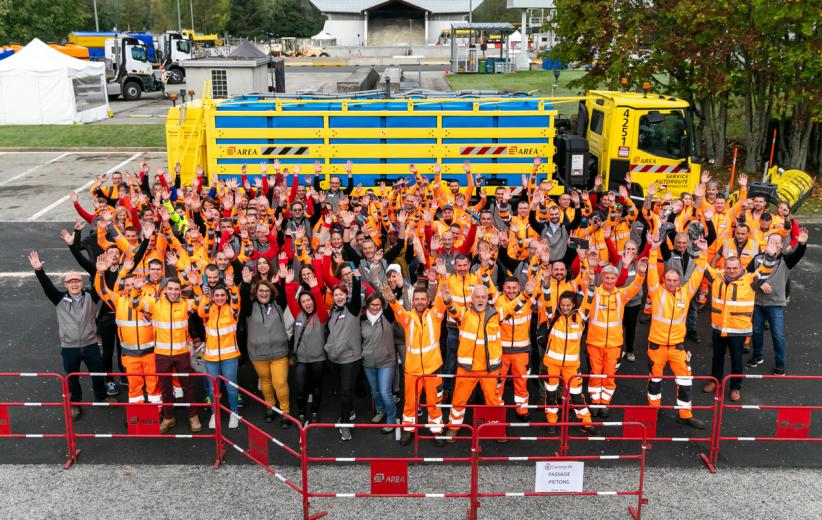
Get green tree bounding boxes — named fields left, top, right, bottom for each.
left=0, top=0, right=89, bottom=42
left=472, top=0, right=521, bottom=23
left=227, top=0, right=275, bottom=39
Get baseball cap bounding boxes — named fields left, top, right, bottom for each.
left=63, top=272, right=83, bottom=283
left=442, top=203, right=454, bottom=210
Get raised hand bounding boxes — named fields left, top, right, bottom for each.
left=28, top=251, right=44, bottom=270
left=60, top=229, right=75, bottom=246
left=95, top=254, right=108, bottom=272
left=798, top=227, right=809, bottom=245
left=618, top=185, right=629, bottom=200
left=636, top=257, right=649, bottom=275
left=695, top=237, right=708, bottom=252
left=738, top=173, right=748, bottom=187
left=381, top=284, right=396, bottom=303
left=285, top=268, right=295, bottom=284
left=524, top=278, right=537, bottom=295
left=242, top=266, right=253, bottom=284
left=166, top=251, right=179, bottom=267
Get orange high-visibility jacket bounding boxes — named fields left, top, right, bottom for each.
left=96, top=274, right=154, bottom=356
left=585, top=274, right=645, bottom=348
left=647, top=248, right=706, bottom=345
left=391, top=296, right=447, bottom=375
left=544, top=310, right=586, bottom=367
left=705, top=257, right=776, bottom=336
left=141, top=295, right=196, bottom=356
left=718, top=237, right=759, bottom=268
left=447, top=302, right=508, bottom=372
left=495, top=293, right=535, bottom=354
left=197, top=287, right=240, bottom=362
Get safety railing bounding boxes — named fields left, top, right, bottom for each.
left=215, top=376, right=307, bottom=506
left=472, top=421, right=649, bottom=520
left=0, top=372, right=77, bottom=468
left=413, top=373, right=552, bottom=457
left=65, top=372, right=223, bottom=468
left=303, top=422, right=476, bottom=519
left=564, top=374, right=720, bottom=472
left=710, top=374, right=822, bottom=469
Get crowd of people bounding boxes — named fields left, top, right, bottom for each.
left=31, top=158, right=809, bottom=445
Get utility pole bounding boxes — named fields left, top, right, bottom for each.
left=93, top=0, right=99, bottom=31
left=469, top=0, right=473, bottom=24
left=189, top=0, right=195, bottom=31
left=176, top=0, right=182, bottom=32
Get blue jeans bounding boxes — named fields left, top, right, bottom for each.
left=752, top=305, right=785, bottom=367
left=443, top=326, right=459, bottom=392
left=364, top=366, right=396, bottom=425
left=205, top=358, right=239, bottom=413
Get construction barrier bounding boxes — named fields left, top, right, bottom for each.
left=472, top=421, right=649, bottom=520
left=710, top=374, right=822, bottom=468
left=65, top=372, right=223, bottom=468
left=564, top=374, right=720, bottom=472
left=413, top=373, right=551, bottom=457
left=215, top=376, right=307, bottom=508
left=0, top=372, right=76, bottom=468
left=303, top=422, right=477, bottom=519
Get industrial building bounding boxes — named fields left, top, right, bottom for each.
left=309, top=0, right=485, bottom=46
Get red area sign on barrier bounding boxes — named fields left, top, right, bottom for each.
left=775, top=408, right=811, bottom=439
left=370, top=460, right=408, bottom=495
left=126, top=404, right=161, bottom=435
left=473, top=405, right=506, bottom=439
left=0, top=404, right=10, bottom=435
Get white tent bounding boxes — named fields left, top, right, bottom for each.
left=0, top=38, right=109, bottom=125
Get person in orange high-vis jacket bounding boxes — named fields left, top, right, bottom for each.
left=384, top=284, right=447, bottom=447
left=196, top=276, right=241, bottom=430
left=495, top=276, right=536, bottom=420
left=585, top=256, right=646, bottom=417
left=442, top=282, right=532, bottom=443
left=541, top=285, right=604, bottom=435
left=646, top=232, right=708, bottom=429
left=139, top=276, right=201, bottom=433
left=94, top=255, right=160, bottom=405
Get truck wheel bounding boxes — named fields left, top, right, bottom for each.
left=319, top=52, right=329, bottom=57
left=123, top=81, right=142, bottom=101
left=168, top=69, right=184, bottom=84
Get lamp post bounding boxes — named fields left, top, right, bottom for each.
left=93, top=0, right=99, bottom=31
left=190, top=0, right=195, bottom=31
left=469, top=0, right=473, bottom=24
left=176, top=0, right=182, bottom=32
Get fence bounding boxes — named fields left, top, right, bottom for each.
left=564, top=374, right=720, bottom=472
left=0, top=372, right=76, bottom=468
left=5, top=370, right=822, bottom=518
left=473, top=421, right=649, bottom=520
left=710, top=374, right=822, bottom=469
left=65, top=371, right=223, bottom=468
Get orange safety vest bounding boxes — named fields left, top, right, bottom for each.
left=448, top=305, right=502, bottom=372
left=197, top=295, right=240, bottom=363
left=647, top=249, right=706, bottom=345
left=719, top=237, right=758, bottom=268
left=143, top=295, right=195, bottom=356
left=112, top=292, right=155, bottom=356
left=543, top=310, right=585, bottom=367
left=391, top=298, right=446, bottom=375
left=705, top=260, right=775, bottom=336
left=586, top=275, right=645, bottom=348
left=495, top=293, right=533, bottom=354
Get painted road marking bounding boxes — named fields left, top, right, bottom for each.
left=27, top=153, right=142, bottom=222
left=0, top=152, right=72, bottom=187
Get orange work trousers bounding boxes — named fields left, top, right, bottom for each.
left=403, top=373, right=443, bottom=433
left=497, top=352, right=530, bottom=416
left=587, top=345, right=621, bottom=405
left=448, top=367, right=501, bottom=429
left=543, top=363, right=591, bottom=424
left=122, top=353, right=160, bottom=403
left=647, top=344, right=693, bottom=419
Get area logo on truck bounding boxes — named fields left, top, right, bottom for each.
left=226, top=146, right=309, bottom=156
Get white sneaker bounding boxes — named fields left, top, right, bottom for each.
left=208, top=414, right=216, bottom=430
left=229, top=414, right=240, bottom=429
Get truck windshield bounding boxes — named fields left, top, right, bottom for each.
left=176, top=40, right=191, bottom=53
left=637, top=111, right=687, bottom=160
left=131, top=46, right=147, bottom=62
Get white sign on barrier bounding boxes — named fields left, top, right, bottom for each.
left=535, top=461, right=584, bottom=493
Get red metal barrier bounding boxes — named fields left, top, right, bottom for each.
left=215, top=376, right=307, bottom=511
left=472, top=421, right=649, bottom=519
left=563, top=374, right=719, bottom=472
left=65, top=372, right=222, bottom=468
left=711, top=374, right=822, bottom=468
left=0, top=372, right=76, bottom=468
left=303, top=422, right=477, bottom=520
left=413, top=373, right=551, bottom=456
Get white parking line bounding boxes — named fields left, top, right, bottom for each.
left=27, top=152, right=142, bottom=222
left=0, top=152, right=72, bottom=187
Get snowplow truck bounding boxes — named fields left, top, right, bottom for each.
left=165, top=88, right=813, bottom=208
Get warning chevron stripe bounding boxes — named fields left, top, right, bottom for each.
left=459, top=146, right=508, bottom=156
left=261, top=146, right=309, bottom=156
left=630, top=164, right=689, bottom=173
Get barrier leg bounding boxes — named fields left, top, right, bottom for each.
left=627, top=439, right=649, bottom=519
left=212, top=377, right=223, bottom=468
left=61, top=376, right=81, bottom=469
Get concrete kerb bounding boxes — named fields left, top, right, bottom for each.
left=0, top=147, right=167, bottom=153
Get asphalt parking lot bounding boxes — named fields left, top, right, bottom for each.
left=0, top=151, right=819, bottom=518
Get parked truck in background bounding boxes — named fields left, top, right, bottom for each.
left=156, top=31, right=194, bottom=84
left=103, top=36, right=164, bottom=101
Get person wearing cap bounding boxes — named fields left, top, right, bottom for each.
left=29, top=251, right=108, bottom=420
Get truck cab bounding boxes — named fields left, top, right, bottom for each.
left=104, top=36, right=164, bottom=101
left=577, top=90, right=700, bottom=197
left=157, top=31, right=193, bottom=84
